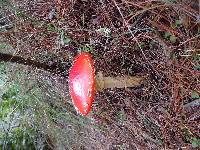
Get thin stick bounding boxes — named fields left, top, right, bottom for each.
left=0, top=52, right=69, bottom=77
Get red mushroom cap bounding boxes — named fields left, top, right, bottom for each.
left=68, top=52, right=95, bottom=115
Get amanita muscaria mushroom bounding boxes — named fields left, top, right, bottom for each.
left=68, top=52, right=145, bottom=116
left=68, top=52, right=95, bottom=115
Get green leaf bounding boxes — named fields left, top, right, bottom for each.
left=47, top=23, right=57, bottom=32
left=171, top=20, right=181, bottom=28
left=164, top=0, right=176, bottom=3
left=193, top=65, right=200, bottom=71
left=0, top=43, right=12, bottom=49
left=169, top=35, right=177, bottom=43
left=140, top=42, right=145, bottom=48
left=164, top=32, right=171, bottom=39
left=175, top=20, right=181, bottom=26
left=191, top=137, right=200, bottom=148
left=78, top=45, right=93, bottom=53
left=192, top=54, right=200, bottom=62
left=96, top=27, right=111, bottom=37
left=191, top=91, right=199, bottom=99
left=0, top=78, right=5, bottom=86
left=2, top=84, right=19, bottom=100
left=60, top=30, right=71, bottom=45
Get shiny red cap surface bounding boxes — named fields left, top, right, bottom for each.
left=68, top=52, right=95, bottom=115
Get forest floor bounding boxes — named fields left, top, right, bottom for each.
left=0, top=0, right=200, bottom=149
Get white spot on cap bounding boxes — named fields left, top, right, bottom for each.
left=72, top=77, right=85, bottom=99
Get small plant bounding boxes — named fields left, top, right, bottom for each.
left=191, top=91, right=199, bottom=99
left=47, top=23, right=58, bottom=32
left=163, top=0, right=177, bottom=3
left=182, top=128, right=200, bottom=148
left=171, top=20, right=181, bottom=28
left=192, top=53, right=200, bottom=71
left=96, top=27, right=111, bottom=37
left=0, top=43, right=12, bottom=49
left=116, top=110, right=126, bottom=122
left=0, top=82, right=36, bottom=149
left=164, top=32, right=177, bottom=43
left=78, top=44, right=93, bottom=53
left=47, top=24, right=71, bottom=46
left=191, top=137, right=200, bottom=148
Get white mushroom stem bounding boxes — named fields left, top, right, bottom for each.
left=95, top=72, right=146, bottom=91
